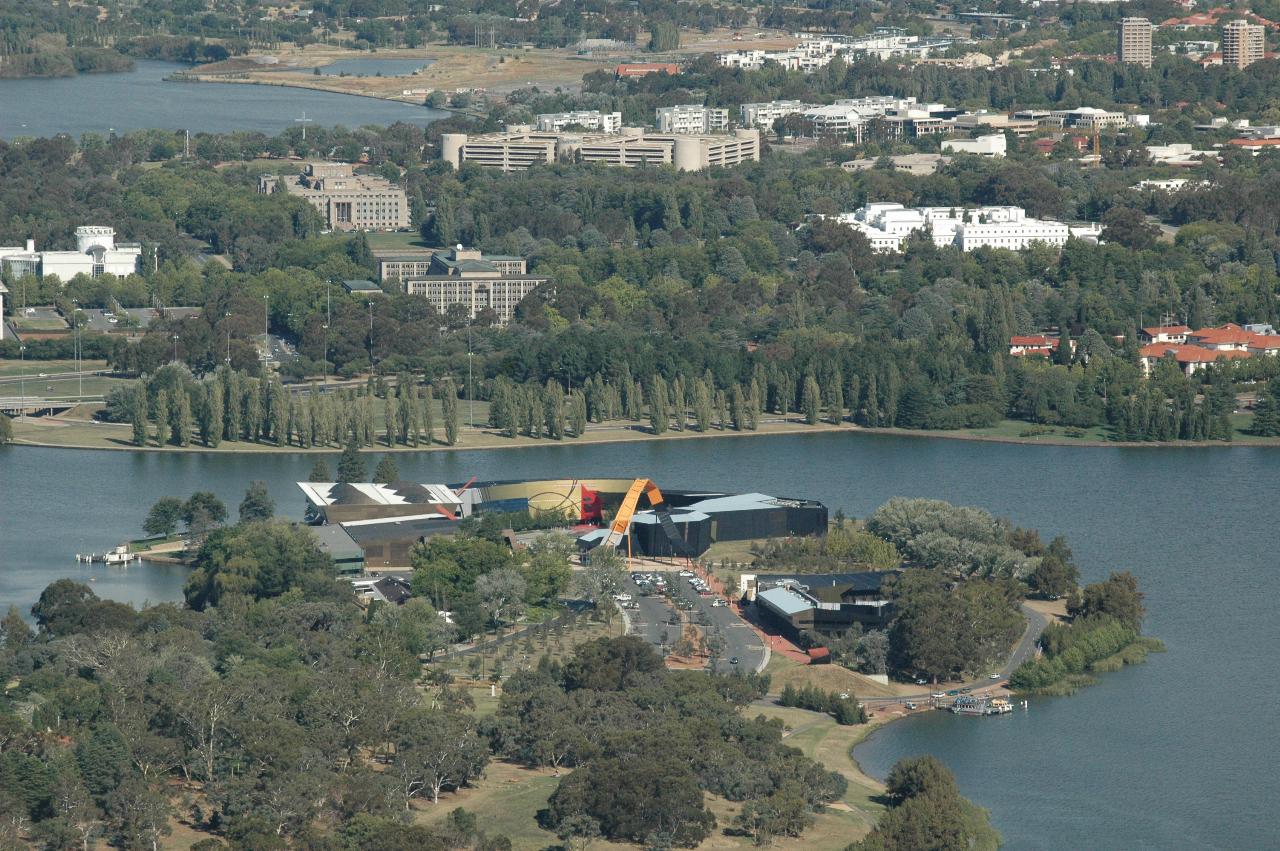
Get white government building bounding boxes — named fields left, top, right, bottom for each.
left=535, top=110, right=623, bottom=133
left=836, top=204, right=1101, bottom=253
left=0, top=227, right=142, bottom=280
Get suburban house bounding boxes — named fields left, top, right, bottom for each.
left=1009, top=334, right=1060, bottom=357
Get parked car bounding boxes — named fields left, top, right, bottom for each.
left=711, top=599, right=728, bottom=607
left=931, top=692, right=946, bottom=699
left=729, top=657, right=739, bottom=665
left=613, top=593, right=632, bottom=602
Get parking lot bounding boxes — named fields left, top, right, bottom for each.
left=618, top=564, right=767, bottom=674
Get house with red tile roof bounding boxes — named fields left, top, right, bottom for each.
left=1009, top=334, right=1058, bottom=356
left=1139, top=343, right=1250, bottom=376
left=1139, top=325, right=1191, bottom=345
left=1186, top=323, right=1256, bottom=350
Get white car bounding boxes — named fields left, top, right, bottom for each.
left=613, top=593, right=632, bottom=602
left=678, top=570, right=695, bottom=578
left=711, top=599, right=728, bottom=608
left=989, top=673, right=1001, bottom=679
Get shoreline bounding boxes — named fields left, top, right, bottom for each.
left=11, top=417, right=1280, bottom=454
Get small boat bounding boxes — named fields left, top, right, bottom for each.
left=76, top=545, right=136, bottom=566
left=950, top=694, right=1013, bottom=716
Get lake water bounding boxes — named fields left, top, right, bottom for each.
left=0, top=60, right=447, bottom=139
left=318, top=58, right=432, bottom=76
left=2, top=432, right=1275, bottom=848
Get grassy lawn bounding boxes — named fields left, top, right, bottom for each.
left=365, top=231, right=432, bottom=251
left=9, top=408, right=851, bottom=452
left=0, top=358, right=110, bottom=377
left=747, top=704, right=884, bottom=847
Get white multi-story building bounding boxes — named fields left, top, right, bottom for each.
left=800, top=97, right=927, bottom=140
left=655, top=104, right=730, bottom=134
left=717, top=30, right=952, bottom=73
left=835, top=203, right=1100, bottom=253
left=535, top=110, right=622, bottom=133
left=0, top=227, right=142, bottom=281
left=739, top=100, right=811, bottom=129
left=941, top=133, right=1007, bottom=157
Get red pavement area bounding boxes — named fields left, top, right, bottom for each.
left=692, top=561, right=812, bottom=665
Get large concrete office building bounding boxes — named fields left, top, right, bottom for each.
left=1223, top=19, right=1266, bottom=69
left=1118, top=17, right=1154, bottom=67
left=258, top=162, right=409, bottom=232
left=441, top=126, right=760, bottom=172
left=398, top=246, right=549, bottom=325
left=654, top=104, right=730, bottom=134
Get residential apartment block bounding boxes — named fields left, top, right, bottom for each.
left=258, top=162, right=409, bottom=232
left=1223, top=19, right=1265, bottom=68
left=836, top=203, right=1101, bottom=253
left=1118, top=17, right=1154, bottom=67
left=739, top=100, right=809, bottom=129
left=397, top=246, right=549, bottom=326
left=441, top=126, right=760, bottom=172
left=655, top=104, right=730, bottom=134
left=535, top=110, right=622, bottom=133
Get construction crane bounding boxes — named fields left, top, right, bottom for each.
left=599, top=478, right=695, bottom=564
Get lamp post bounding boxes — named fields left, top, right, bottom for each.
left=263, top=293, right=269, bottom=346
left=224, top=311, right=232, bottom=366
left=172, top=333, right=180, bottom=364
left=466, top=323, right=473, bottom=429
left=324, top=280, right=331, bottom=385
left=71, top=299, right=82, bottom=399
left=18, top=344, right=26, bottom=415
left=367, top=301, right=375, bottom=369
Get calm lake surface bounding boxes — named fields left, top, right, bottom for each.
left=0, top=60, right=446, bottom=139
left=2, top=432, right=1275, bottom=848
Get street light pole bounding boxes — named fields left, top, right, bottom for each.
left=263, top=294, right=269, bottom=348
left=467, top=323, right=473, bottom=429
left=18, top=344, right=26, bottom=415
left=324, top=280, right=331, bottom=385
left=367, top=301, right=375, bottom=369
left=224, top=311, right=232, bottom=365
left=71, top=300, right=82, bottom=399
left=172, top=333, right=180, bottom=364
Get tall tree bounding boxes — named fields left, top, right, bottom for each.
left=238, top=481, right=275, bottom=523
left=374, top=454, right=400, bottom=484
left=440, top=378, right=459, bottom=446
left=802, top=375, right=821, bottom=425
left=337, top=435, right=366, bottom=483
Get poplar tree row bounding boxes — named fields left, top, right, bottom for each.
left=123, top=365, right=462, bottom=449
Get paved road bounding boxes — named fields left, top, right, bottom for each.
left=860, top=602, right=1050, bottom=706
left=621, top=567, right=767, bottom=674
